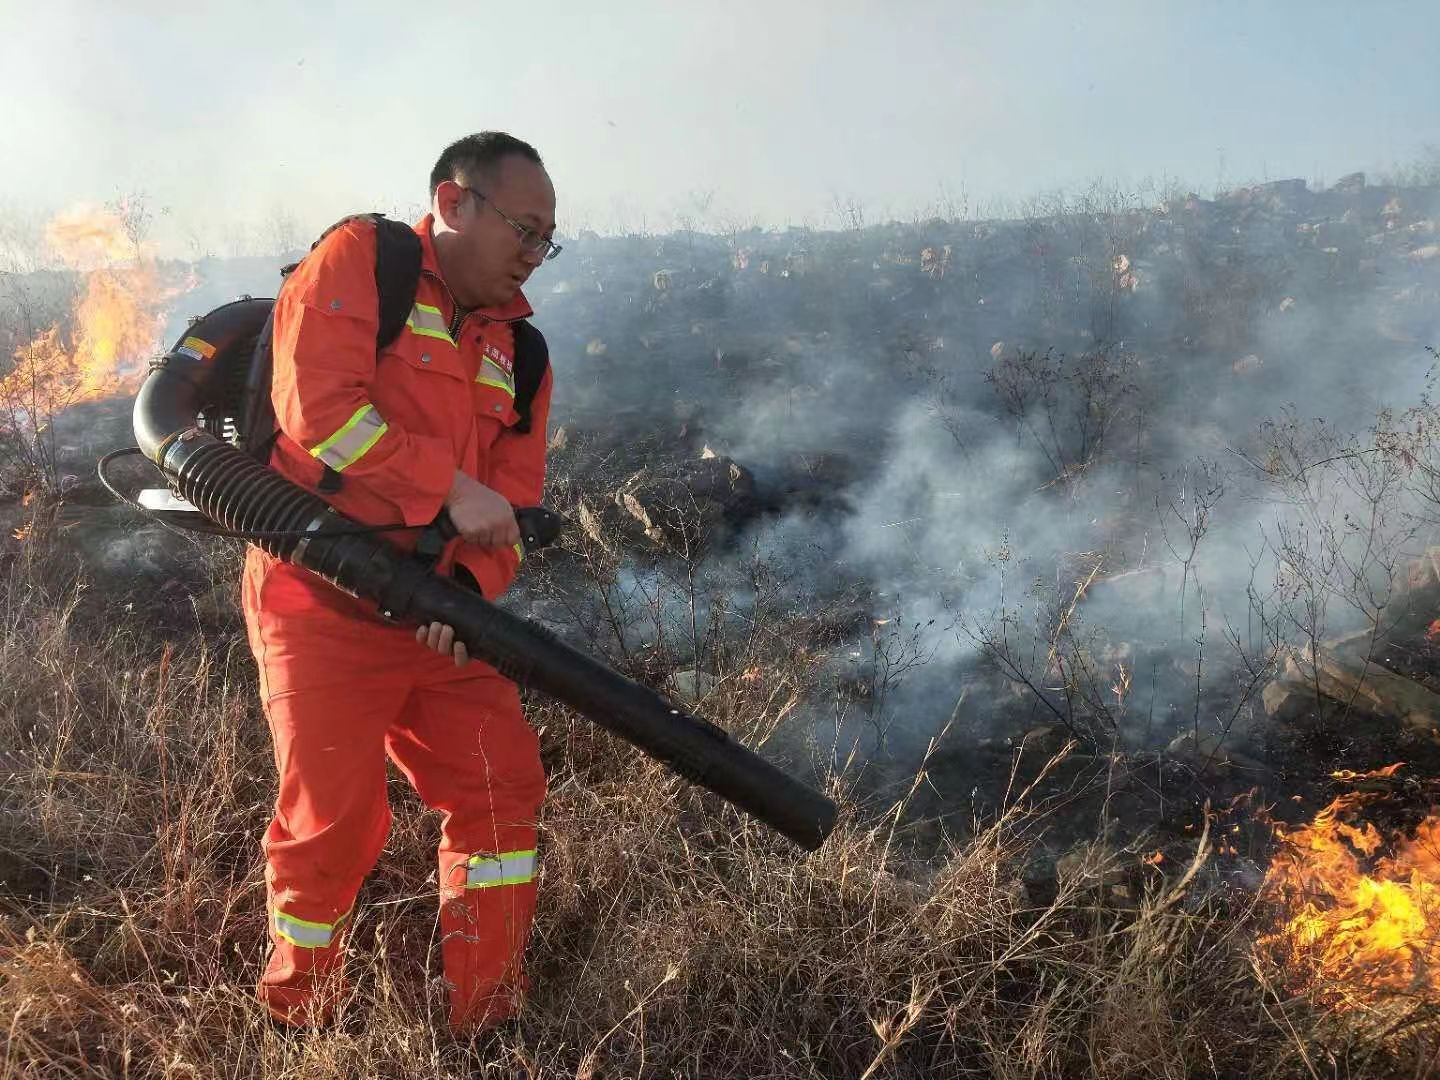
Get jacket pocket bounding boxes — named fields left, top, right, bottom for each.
left=394, top=339, right=468, bottom=383
left=472, top=379, right=520, bottom=428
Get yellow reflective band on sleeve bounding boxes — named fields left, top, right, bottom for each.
left=272, top=906, right=351, bottom=949
left=310, top=404, right=388, bottom=472
left=406, top=302, right=454, bottom=343
left=465, top=849, right=537, bottom=889
left=513, top=542, right=524, bottom=563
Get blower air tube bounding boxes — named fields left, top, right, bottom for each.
left=133, top=309, right=837, bottom=851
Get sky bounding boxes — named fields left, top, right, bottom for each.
left=3, top=0, right=1439, bottom=254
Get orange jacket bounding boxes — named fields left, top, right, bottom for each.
left=264, top=213, right=551, bottom=601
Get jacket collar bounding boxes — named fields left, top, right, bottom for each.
left=413, top=213, right=533, bottom=322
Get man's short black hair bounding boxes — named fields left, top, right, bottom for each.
left=429, top=132, right=544, bottom=198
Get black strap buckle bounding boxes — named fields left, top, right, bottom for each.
left=413, top=509, right=458, bottom=572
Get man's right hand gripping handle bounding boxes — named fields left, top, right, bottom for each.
left=443, top=470, right=521, bottom=549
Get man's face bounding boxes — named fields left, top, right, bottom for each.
left=434, top=155, right=557, bottom=309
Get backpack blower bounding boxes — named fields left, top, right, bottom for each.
left=106, top=219, right=837, bottom=853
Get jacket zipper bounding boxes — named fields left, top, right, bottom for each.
left=422, top=268, right=526, bottom=344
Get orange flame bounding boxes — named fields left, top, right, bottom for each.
left=1260, top=774, right=1440, bottom=1011
left=44, top=205, right=138, bottom=266
left=1, top=206, right=181, bottom=442
left=70, top=264, right=169, bottom=394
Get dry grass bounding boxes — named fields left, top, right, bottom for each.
left=1, top=512, right=1436, bottom=1078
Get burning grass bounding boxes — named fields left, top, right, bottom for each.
left=1259, top=765, right=1440, bottom=1034
left=1, top=523, right=1438, bottom=1077
left=0, top=205, right=182, bottom=493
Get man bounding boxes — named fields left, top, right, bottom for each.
left=240, top=132, right=559, bottom=1033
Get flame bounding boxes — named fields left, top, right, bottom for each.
left=1260, top=773, right=1440, bottom=1012
left=12, top=524, right=29, bottom=542
left=44, top=205, right=138, bottom=266
left=69, top=264, right=169, bottom=394
left=1, top=206, right=181, bottom=443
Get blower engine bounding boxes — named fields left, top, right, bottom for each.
left=117, top=298, right=838, bottom=852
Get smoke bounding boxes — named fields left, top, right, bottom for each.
left=531, top=175, right=1440, bottom=766
left=15, top=173, right=1437, bottom=774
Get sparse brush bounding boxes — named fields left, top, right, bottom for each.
left=2, top=511, right=1436, bottom=1079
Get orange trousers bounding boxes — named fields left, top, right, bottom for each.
left=241, top=549, right=547, bottom=1031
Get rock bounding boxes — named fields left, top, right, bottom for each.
left=1331, top=172, right=1366, bottom=195
left=1291, top=640, right=1440, bottom=732
left=616, top=471, right=694, bottom=548
left=1015, top=724, right=1073, bottom=760
left=577, top=495, right=628, bottom=553
left=613, top=457, right=757, bottom=552
left=686, top=455, right=756, bottom=507
left=669, top=667, right=715, bottom=702
left=1262, top=671, right=1317, bottom=725
left=920, top=245, right=951, bottom=277
left=1056, top=841, right=1129, bottom=891
left=1221, top=178, right=1308, bottom=209
left=1165, top=731, right=1264, bottom=773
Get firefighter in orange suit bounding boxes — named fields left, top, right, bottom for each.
left=240, top=132, right=559, bottom=1032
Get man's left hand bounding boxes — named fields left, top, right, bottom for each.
left=417, top=622, right=470, bottom=666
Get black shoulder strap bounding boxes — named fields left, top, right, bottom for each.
left=370, top=215, right=423, bottom=348
left=278, top=212, right=422, bottom=350
left=511, top=319, right=550, bottom=435
left=251, top=213, right=423, bottom=489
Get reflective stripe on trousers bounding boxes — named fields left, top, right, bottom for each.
left=465, top=849, right=537, bottom=889
left=272, top=905, right=351, bottom=948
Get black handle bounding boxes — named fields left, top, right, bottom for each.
left=515, top=506, right=564, bottom=551
left=433, top=505, right=564, bottom=554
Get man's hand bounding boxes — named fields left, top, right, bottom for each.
left=445, top=470, right=521, bottom=547
left=417, top=621, right=470, bottom=666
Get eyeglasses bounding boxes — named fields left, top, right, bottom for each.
left=461, top=187, right=563, bottom=261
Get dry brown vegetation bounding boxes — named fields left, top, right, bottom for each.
left=1, top=498, right=1437, bottom=1079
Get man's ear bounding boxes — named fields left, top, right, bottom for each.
left=434, top=180, right=468, bottom=230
